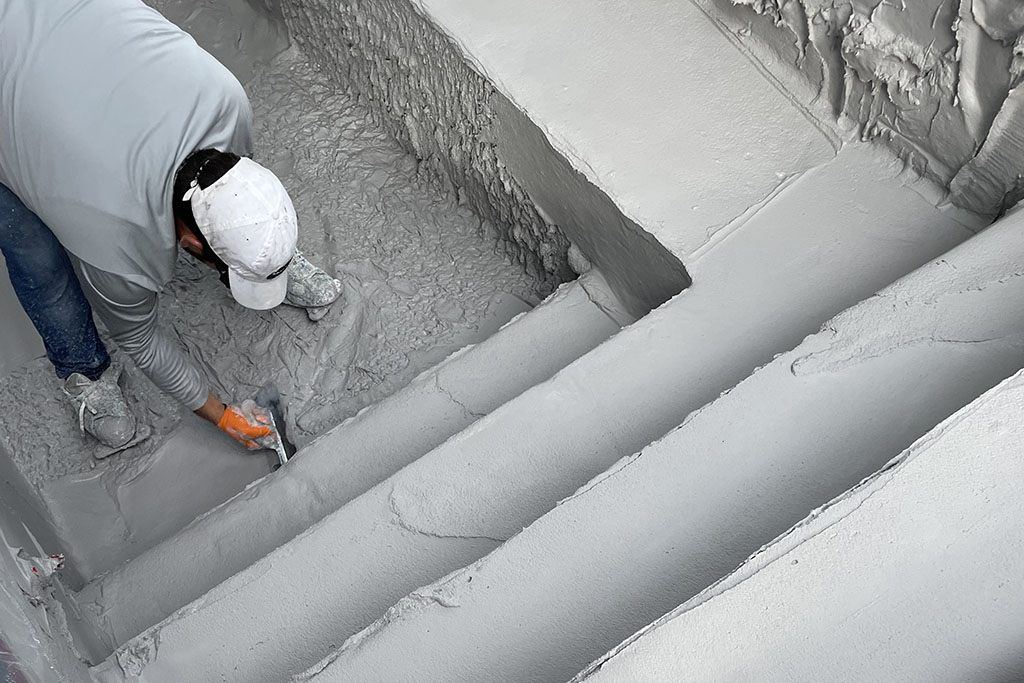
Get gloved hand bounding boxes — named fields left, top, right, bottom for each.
left=217, top=400, right=274, bottom=450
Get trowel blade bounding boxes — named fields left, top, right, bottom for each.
left=254, top=382, right=296, bottom=467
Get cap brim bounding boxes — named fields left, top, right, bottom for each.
left=228, top=268, right=288, bottom=310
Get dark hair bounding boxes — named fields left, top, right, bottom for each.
left=172, top=149, right=241, bottom=234
left=172, top=149, right=241, bottom=287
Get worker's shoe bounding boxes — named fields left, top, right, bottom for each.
left=62, top=364, right=136, bottom=451
left=284, top=251, right=343, bottom=321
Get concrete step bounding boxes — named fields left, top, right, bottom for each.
left=290, top=199, right=1024, bottom=683
left=572, top=370, right=1024, bottom=683
left=89, top=140, right=985, bottom=683
left=75, top=273, right=624, bottom=656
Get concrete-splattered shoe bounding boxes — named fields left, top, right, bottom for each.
left=62, top=364, right=136, bottom=452
left=284, top=251, right=343, bottom=321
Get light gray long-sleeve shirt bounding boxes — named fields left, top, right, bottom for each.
left=0, top=0, right=253, bottom=409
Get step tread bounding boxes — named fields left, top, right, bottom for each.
left=76, top=274, right=622, bottom=654
left=293, top=201, right=1024, bottom=683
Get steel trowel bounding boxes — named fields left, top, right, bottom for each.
left=254, top=381, right=296, bottom=468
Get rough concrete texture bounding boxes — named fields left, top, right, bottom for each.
left=575, top=371, right=1024, bottom=683
left=273, top=0, right=700, bottom=314
left=0, top=559, right=82, bottom=683
left=0, top=0, right=548, bottom=583
left=75, top=274, right=623, bottom=657
left=696, top=0, right=1024, bottom=215
left=271, top=0, right=1019, bottom=266
left=278, top=0, right=574, bottom=285
left=91, top=142, right=980, bottom=683
left=251, top=0, right=1024, bottom=287
left=0, top=481, right=92, bottom=683
left=176, top=44, right=544, bottom=443
left=295, top=192, right=1024, bottom=683
left=0, top=444, right=70, bottom=583
left=950, top=83, right=1024, bottom=216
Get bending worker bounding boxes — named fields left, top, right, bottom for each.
left=0, top=0, right=341, bottom=451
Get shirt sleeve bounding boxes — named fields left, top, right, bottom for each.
left=72, top=260, right=210, bottom=411
left=228, top=89, right=254, bottom=157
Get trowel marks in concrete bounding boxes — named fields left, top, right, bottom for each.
left=0, top=0, right=544, bottom=577
left=698, top=0, right=1024, bottom=214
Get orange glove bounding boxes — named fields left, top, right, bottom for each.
left=217, top=401, right=273, bottom=450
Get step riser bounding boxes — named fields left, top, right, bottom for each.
left=102, top=146, right=982, bottom=681
left=295, top=198, right=1024, bottom=683
left=574, top=371, right=1024, bottom=683
left=77, top=276, right=621, bottom=654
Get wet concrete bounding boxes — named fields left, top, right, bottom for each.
left=0, top=0, right=546, bottom=582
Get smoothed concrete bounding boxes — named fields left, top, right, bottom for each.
left=295, top=196, right=1024, bottom=683
left=96, top=141, right=981, bottom=683
left=411, top=0, right=841, bottom=261
left=0, top=260, right=43, bottom=375
left=91, top=473, right=497, bottom=682
left=39, top=415, right=273, bottom=584
left=77, top=274, right=622, bottom=655
left=575, top=370, right=1024, bottom=683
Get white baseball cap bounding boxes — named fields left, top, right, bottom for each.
left=183, top=157, right=298, bottom=309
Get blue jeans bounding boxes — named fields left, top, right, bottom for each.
left=0, top=183, right=109, bottom=381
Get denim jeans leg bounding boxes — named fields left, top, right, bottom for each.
left=0, top=183, right=110, bottom=380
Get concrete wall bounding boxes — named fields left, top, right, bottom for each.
left=262, top=0, right=1024, bottom=276
left=265, top=0, right=1017, bottom=306
left=0, top=263, right=115, bottom=587
left=0, top=263, right=69, bottom=574
left=0, top=261, right=93, bottom=681
left=272, top=0, right=691, bottom=316
left=696, top=0, right=1024, bottom=215
left=0, top=451, right=91, bottom=683
left=0, top=445, right=75, bottom=584
left=0, top=261, right=44, bottom=375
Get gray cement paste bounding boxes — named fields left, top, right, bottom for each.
left=0, top=0, right=546, bottom=581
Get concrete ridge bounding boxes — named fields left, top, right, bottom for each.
left=293, top=201, right=1024, bottom=683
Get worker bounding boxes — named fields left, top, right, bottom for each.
left=0, top=0, right=341, bottom=453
